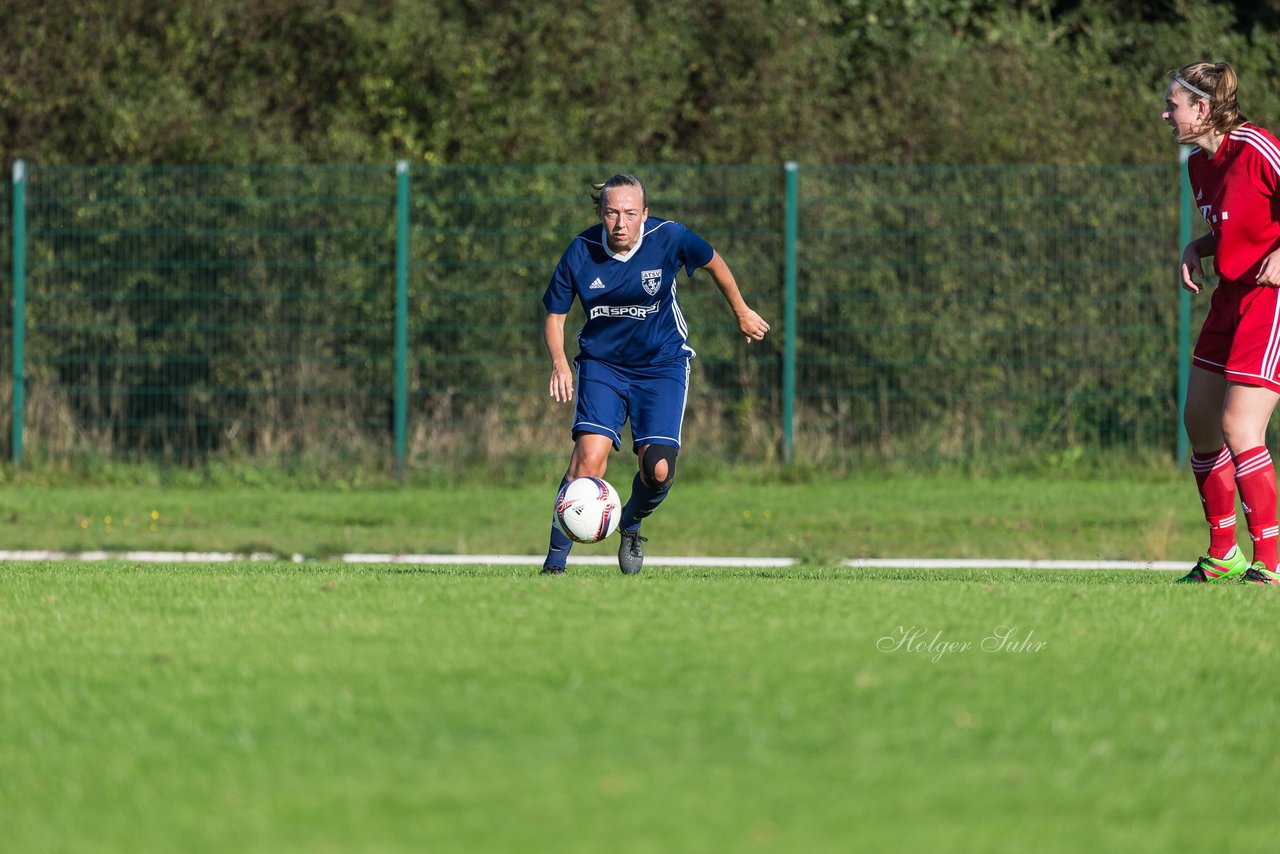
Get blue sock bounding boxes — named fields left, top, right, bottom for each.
left=545, top=475, right=573, bottom=568
left=620, top=470, right=671, bottom=532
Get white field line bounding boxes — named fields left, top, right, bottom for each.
left=0, top=550, right=282, bottom=563
left=0, top=550, right=1184, bottom=570
left=841, top=558, right=1185, bottom=572
left=340, top=553, right=795, bottom=567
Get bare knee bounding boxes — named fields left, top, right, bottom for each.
left=1184, top=407, right=1224, bottom=453
left=1184, top=370, right=1227, bottom=453
left=1220, top=385, right=1280, bottom=453
left=568, top=436, right=611, bottom=478
left=1221, top=410, right=1265, bottom=454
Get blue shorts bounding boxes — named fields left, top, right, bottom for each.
left=572, top=357, right=689, bottom=452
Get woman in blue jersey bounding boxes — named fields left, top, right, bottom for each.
left=540, top=174, right=770, bottom=575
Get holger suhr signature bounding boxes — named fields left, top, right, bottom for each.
left=877, top=626, right=1048, bottom=663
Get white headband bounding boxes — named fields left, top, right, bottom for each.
left=1174, top=74, right=1213, bottom=102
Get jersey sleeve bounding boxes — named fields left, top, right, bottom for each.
left=1254, top=142, right=1280, bottom=201
left=1236, top=132, right=1280, bottom=233
left=542, top=243, right=579, bottom=314
left=677, top=226, right=714, bottom=276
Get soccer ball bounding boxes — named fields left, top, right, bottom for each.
left=554, top=476, right=623, bottom=544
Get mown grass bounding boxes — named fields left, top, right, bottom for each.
left=3, top=562, right=1279, bottom=853
left=0, top=472, right=1216, bottom=564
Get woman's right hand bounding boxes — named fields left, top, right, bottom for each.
left=549, top=360, right=574, bottom=403
left=1181, top=244, right=1206, bottom=294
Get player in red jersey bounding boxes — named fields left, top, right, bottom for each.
left=1164, top=61, right=1280, bottom=585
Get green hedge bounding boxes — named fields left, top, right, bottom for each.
left=2, top=2, right=1279, bottom=168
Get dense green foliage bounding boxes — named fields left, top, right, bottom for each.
left=3, top=1, right=1280, bottom=167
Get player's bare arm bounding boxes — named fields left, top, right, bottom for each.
left=702, top=251, right=770, bottom=343
left=544, top=312, right=574, bottom=402
left=1180, top=233, right=1217, bottom=294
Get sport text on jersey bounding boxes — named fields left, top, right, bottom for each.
left=589, top=302, right=660, bottom=320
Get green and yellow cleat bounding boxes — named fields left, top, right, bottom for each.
left=1176, top=547, right=1248, bottom=583
left=1240, top=562, right=1280, bottom=586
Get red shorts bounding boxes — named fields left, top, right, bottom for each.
left=1193, top=280, right=1280, bottom=392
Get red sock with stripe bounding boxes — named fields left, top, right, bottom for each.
left=1234, top=446, right=1279, bottom=570
left=1191, top=446, right=1238, bottom=559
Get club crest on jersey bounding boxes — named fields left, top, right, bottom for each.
left=641, top=269, right=663, bottom=296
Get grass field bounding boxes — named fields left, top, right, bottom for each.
left=0, top=472, right=1226, bottom=563
left=4, top=562, right=1280, bottom=852
left=3, top=473, right=1280, bottom=851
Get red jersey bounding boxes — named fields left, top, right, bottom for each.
left=1187, top=122, right=1280, bottom=284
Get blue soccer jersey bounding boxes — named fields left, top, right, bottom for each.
left=542, top=217, right=714, bottom=367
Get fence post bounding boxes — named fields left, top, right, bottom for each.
left=782, top=162, right=798, bottom=464
left=394, top=161, right=410, bottom=482
left=1176, top=146, right=1192, bottom=464
left=11, top=160, right=26, bottom=464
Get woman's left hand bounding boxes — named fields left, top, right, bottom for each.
left=1258, top=248, right=1280, bottom=286
left=737, top=309, right=770, bottom=343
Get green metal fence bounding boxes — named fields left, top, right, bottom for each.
left=12, top=165, right=396, bottom=462
left=794, top=164, right=1182, bottom=461
left=4, top=162, right=1193, bottom=471
left=1, top=175, right=10, bottom=458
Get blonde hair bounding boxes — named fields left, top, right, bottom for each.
left=591, top=174, right=647, bottom=216
left=1171, top=61, right=1248, bottom=138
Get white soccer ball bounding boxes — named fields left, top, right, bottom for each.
left=554, top=476, right=623, bottom=544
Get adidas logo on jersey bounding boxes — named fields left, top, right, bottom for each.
left=589, top=278, right=606, bottom=289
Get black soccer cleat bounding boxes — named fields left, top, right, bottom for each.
left=618, top=529, right=647, bottom=575
left=540, top=564, right=565, bottom=575
left=1241, top=563, right=1280, bottom=585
